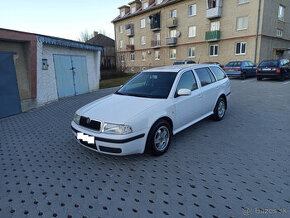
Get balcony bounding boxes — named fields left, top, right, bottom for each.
left=151, top=40, right=161, bottom=48
left=205, top=30, right=221, bottom=42
left=125, top=24, right=134, bottom=37
left=206, top=0, right=222, bottom=19
left=166, top=37, right=177, bottom=46
left=150, top=12, right=161, bottom=31
left=126, top=45, right=135, bottom=51
left=206, top=7, right=222, bottom=19
left=166, top=17, right=178, bottom=28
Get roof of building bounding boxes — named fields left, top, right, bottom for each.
left=143, top=64, right=214, bottom=73
left=86, top=34, right=115, bottom=47
left=112, top=0, right=184, bottom=23
left=0, top=28, right=103, bottom=51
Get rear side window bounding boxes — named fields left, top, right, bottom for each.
left=259, top=61, right=279, bottom=68
left=195, top=68, right=216, bottom=87
left=225, top=61, right=241, bottom=67
left=210, top=67, right=227, bottom=81
left=176, top=70, right=198, bottom=91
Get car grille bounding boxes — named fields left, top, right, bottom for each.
left=79, top=116, right=101, bottom=131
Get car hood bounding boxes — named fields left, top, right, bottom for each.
left=77, top=94, right=163, bottom=124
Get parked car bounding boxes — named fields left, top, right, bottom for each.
left=173, top=60, right=196, bottom=65
left=71, top=64, right=231, bottom=156
left=224, top=61, right=256, bottom=80
left=202, top=62, right=223, bottom=68
left=256, top=59, right=290, bottom=81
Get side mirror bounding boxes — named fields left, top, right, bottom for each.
left=177, top=89, right=191, bottom=96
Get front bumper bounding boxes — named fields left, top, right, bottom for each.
left=71, top=121, right=147, bottom=156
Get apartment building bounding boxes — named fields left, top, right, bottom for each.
left=112, top=0, right=290, bottom=73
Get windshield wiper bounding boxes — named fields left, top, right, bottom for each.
left=115, top=91, right=126, bottom=95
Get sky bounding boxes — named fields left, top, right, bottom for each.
left=0, top=0, right=129, bottom=40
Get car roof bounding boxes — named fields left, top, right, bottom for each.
left=142, top=64, right=213, bottom=73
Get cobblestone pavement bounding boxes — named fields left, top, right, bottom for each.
left=1, top=79, right=290, bottom=218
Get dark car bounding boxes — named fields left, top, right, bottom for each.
left=256, top=59, right=290, bottom=81
left=202, top=62, right=223, bottom=68
left=224, top=61, right=256, bottom=80
left=173, top=60, right=196, bottom=65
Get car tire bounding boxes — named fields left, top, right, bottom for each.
left=257, top=77, right=262, bottom=81
left=212, top=97, right=226, bottom=121
left=146, top=120, right=172, bottom=156
left=241, top=73, right=246, bottom=80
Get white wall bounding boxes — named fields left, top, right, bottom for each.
left=36, top=40, right=101, bottom=106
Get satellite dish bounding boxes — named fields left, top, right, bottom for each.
left=176, top=31, right=181, bottom=37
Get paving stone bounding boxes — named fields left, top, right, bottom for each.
left=0, top=81, right=290, bottom=217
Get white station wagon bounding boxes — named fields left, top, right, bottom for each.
left=71, top=64, right=231, bottom=156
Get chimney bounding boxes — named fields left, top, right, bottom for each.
left=94, top=31, right=98, bottom=37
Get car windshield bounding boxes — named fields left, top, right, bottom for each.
left=259, top=60, right=279, bottom=67
left=115, top=71, right=178, bottom=99
left=225, top=61, right=241, bottom=67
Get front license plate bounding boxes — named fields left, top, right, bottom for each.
left=77, top=132, right=95, bottom=144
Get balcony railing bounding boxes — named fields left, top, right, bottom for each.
left=166, top=17, right=178, bottom=28
left=126, top=45, right=135, bottom=51
left=166, top=37, right=177, bottom=46
left=206, top=7, right=222, bottom=19
left=151, top=40, right=161, bottom=48
left=205, top=30, right=221, bottom=42
left=126, top=28, right=134, bottom=37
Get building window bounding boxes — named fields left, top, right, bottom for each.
left=129, top=38, right=134, bottom=45
left=278, top=5, right=285, bottom=21
left=119, top=40, right=123, bottom=48
left=209, top=45, right=219, bottom=56
left=238, top=0, right=249, bottom=4
left=235, top=42, right=246, bottom=55
left=170, top=9, right=177, bottom=18
left=120, top=55, right=125, bottom=62
left=131, top=7, right=136, bottom=13
left=170, top=49, right=176, bottom=59
left=142, top=52, right=146, bottom=61
left=157, top=0, right=162, bottom=5
left=210, top=21, right=220, bottom=31
left=119, top=26, right=123, bottom=33
left=141, top=36, right=146, bottom=45
left=188, top=47, right=195, bottom=58
left=237, top=16, right=248, bottom=30
left=188, top=26, right=196, bottom=38
left=155, top=50, right=160, bottom=60
left=189, top=4, right=196, bottom=16
left=277, top=29, right=283, bottom=38
left=141, top=19, right=146, bottom=28
left=143, top=2, right=148, bottom=9
left=170, top=29, right=177, bottom=38
left=130, top=53, right=135, bottom=61
left=121, top=10, right=125, bottom=17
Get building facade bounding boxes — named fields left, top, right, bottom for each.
left=86, top=32, right=116, bottom=72
left=112, top=0, right=290, bottom=73
left=0, top=28, right=102, bottom=118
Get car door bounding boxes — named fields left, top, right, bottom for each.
left=173, top=70, right=203, bottom=130
left=194, top=67, right=218, bottom=115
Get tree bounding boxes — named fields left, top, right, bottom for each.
left=78, top=29, right=94, bottom=42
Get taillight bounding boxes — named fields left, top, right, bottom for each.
left=256, top=69, right=258, bottom=74
left=276, top=68, right=281, bottom=73
left=237, top=68, right=242, bottom=71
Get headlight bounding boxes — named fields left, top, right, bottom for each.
left=73, top=113, right=81, bottom=125
left=102, top=123, right=132, bottom=135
